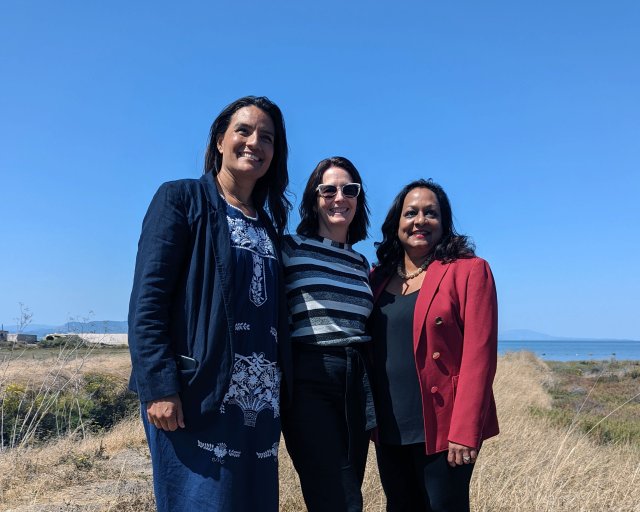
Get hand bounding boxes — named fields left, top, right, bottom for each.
left=447, top=441, right=478, bottom=467
left=146, top=394, right=185, bottom=431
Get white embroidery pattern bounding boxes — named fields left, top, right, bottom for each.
left=235, top=322, right=250, bottom=332
left=227, top=215, right=276, bottom=307
left=256, top=442, right=279, bottom=461
left=227, top=216, right=275, bottom=258
left=250, top=252, right=267, bottom=306
left=270, top=327, right=278, bottom=344
left=197, top=440, right=242, bottom=464
left=220, top=352, right=281, bottom=427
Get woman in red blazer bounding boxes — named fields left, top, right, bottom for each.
left=369, top=179, right=498, bottom=512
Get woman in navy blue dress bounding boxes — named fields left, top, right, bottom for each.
left=128, top=96, right=292, bottom=511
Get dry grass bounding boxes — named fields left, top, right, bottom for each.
left=0, top=348, right=133, bottom=448
left=470, top=352, right=640, bottom=512
left=540, top=360, right=640, bottom=444
left=0, top=349, right=131, bottom=386
left=1, top=351, right=639, bottom=511
left=0, top=415, right=153, bottom=511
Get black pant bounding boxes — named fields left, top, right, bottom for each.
left=282, top=345, right=373, bottom=512
left=375, top=443, right=474, bottom=512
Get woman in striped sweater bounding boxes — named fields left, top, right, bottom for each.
left=281, top=156, right=375, bottom=512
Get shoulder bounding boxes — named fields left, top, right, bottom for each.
left=446, top=256, right=492, bottom=272
left=153, top=178, right=204, bottom=202
left=370, top=263, right=389, bottom=278
left=145, top=178, right=210, bottom=225
left=350, top=248, right=370, bottom=272
left=283, top=233, right=301, bottom=245
left=282, top=234, right=303, bottom=251
left=369, top=264, right=391, bottom=289
left=444, top=257, right=496, bottom=289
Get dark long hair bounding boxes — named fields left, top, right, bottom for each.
left=203, top=96, right=291, bottom=235
left=375, top=179, right=474, bottom=275
left=296, top=156, right=370, bottom=244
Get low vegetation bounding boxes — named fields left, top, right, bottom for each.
left=532, top=359, right=640, bottom=445
left=0, top=350, right=639, bottom=511
left=0, top=345, right=135, bottom=448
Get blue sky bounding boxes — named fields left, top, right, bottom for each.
left=1, top=1, right=638, bottom=339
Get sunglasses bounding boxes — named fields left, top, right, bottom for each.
left=316, top=183, right=361, bottom=199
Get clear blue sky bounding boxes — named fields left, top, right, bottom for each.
left=1, top=1, right=638, bottom=339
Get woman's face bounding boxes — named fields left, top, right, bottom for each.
left=216, top=106, right=275, bottom=183
left=316, top=166, right=358, bottom=241
left=397, top=187, right=443, bottom=259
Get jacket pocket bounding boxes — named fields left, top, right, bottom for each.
left=176, top=354, right=198, bottom=371
left=178, top=367, right=196, bottom=390
left=176, top=355, right=198, bottom=389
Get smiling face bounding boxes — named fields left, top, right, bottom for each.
left=216, top=106, right=275, bottom=185
left=397, top=187, right=443, bottom=259
left=316, top=166, right=358, bottom=242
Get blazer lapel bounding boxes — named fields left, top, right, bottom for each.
left=200, top=173, right=235, bottom=315
left=413, top=261, right=450, bottom=341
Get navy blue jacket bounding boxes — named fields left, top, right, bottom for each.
left=128, top=172, right=292, bottom=430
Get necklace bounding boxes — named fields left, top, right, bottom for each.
left=397, top=261, right=428, bottom=280
left=217, top=178, right=254, bottom=213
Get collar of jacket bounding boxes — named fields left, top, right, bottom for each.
left=200, top=171, right=225, bottom=212
left=199, top=172, right=237, bottom=360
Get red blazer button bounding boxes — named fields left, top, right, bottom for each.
left=435, top=317, right=443, bottom=325
left=430, top=386, right=438, bottom=393
left=432, top=352, right=441, bottom=360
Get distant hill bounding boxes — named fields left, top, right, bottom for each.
left=1, top=322, right=634, bottom=342
left=498, top=329, right=637, bottom=342
left=499, top=329, right=564, bottom=341
left=63, top=320, right=128, bottom=334
left=3, top=320, right=129, bottom=338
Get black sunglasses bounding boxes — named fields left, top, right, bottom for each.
left=316, top=183, right=361, bottom=199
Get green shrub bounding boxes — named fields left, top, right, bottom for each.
left=39, top=335, right=87, bottom=349
left=0, top=371, right=138, bottom=448
left=81, top=372, right=138, bottom=430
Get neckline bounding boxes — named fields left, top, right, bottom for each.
left=220, top=193, right=258, bottom=221
left=383, top=288, right=420, bottom=298
left=307, top=234, right=351, bottom=250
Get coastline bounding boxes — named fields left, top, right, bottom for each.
left=499, top=339, right=640, bottom=361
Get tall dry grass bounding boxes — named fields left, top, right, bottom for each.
left=469, top=351, right=640, bottom=511
left=0, top=414, right=154, bottom=511
left=1, top=351, right=639, bottom=511
left=0, top=346, right=132, bottom=449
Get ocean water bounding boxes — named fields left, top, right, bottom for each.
left=498, top=339, right=640, bottom=361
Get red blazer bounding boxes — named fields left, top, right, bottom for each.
left=370, top=257, right=499, bottom=454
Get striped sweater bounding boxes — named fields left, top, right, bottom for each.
left=282, top=234, right=373, bottom=346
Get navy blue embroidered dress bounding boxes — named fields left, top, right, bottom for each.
left=142, top=201, right=281, bottom=512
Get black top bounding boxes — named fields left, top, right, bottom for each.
left=371, top=289, right=425, bottom=445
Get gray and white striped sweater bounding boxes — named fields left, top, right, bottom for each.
left=282, top=234, right=373, bottom=346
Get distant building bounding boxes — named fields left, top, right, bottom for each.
left=43, top=333, right=69, bottom=342
left=7, top=333, right=38, bottom=343
left=0, top=330, right=7, bottom=342
left=44, top=332, right=128, bottom=346
left=79, top=333, right=128, bottom=346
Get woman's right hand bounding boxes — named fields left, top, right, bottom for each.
left=146, top=394, right=185, bottom=431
